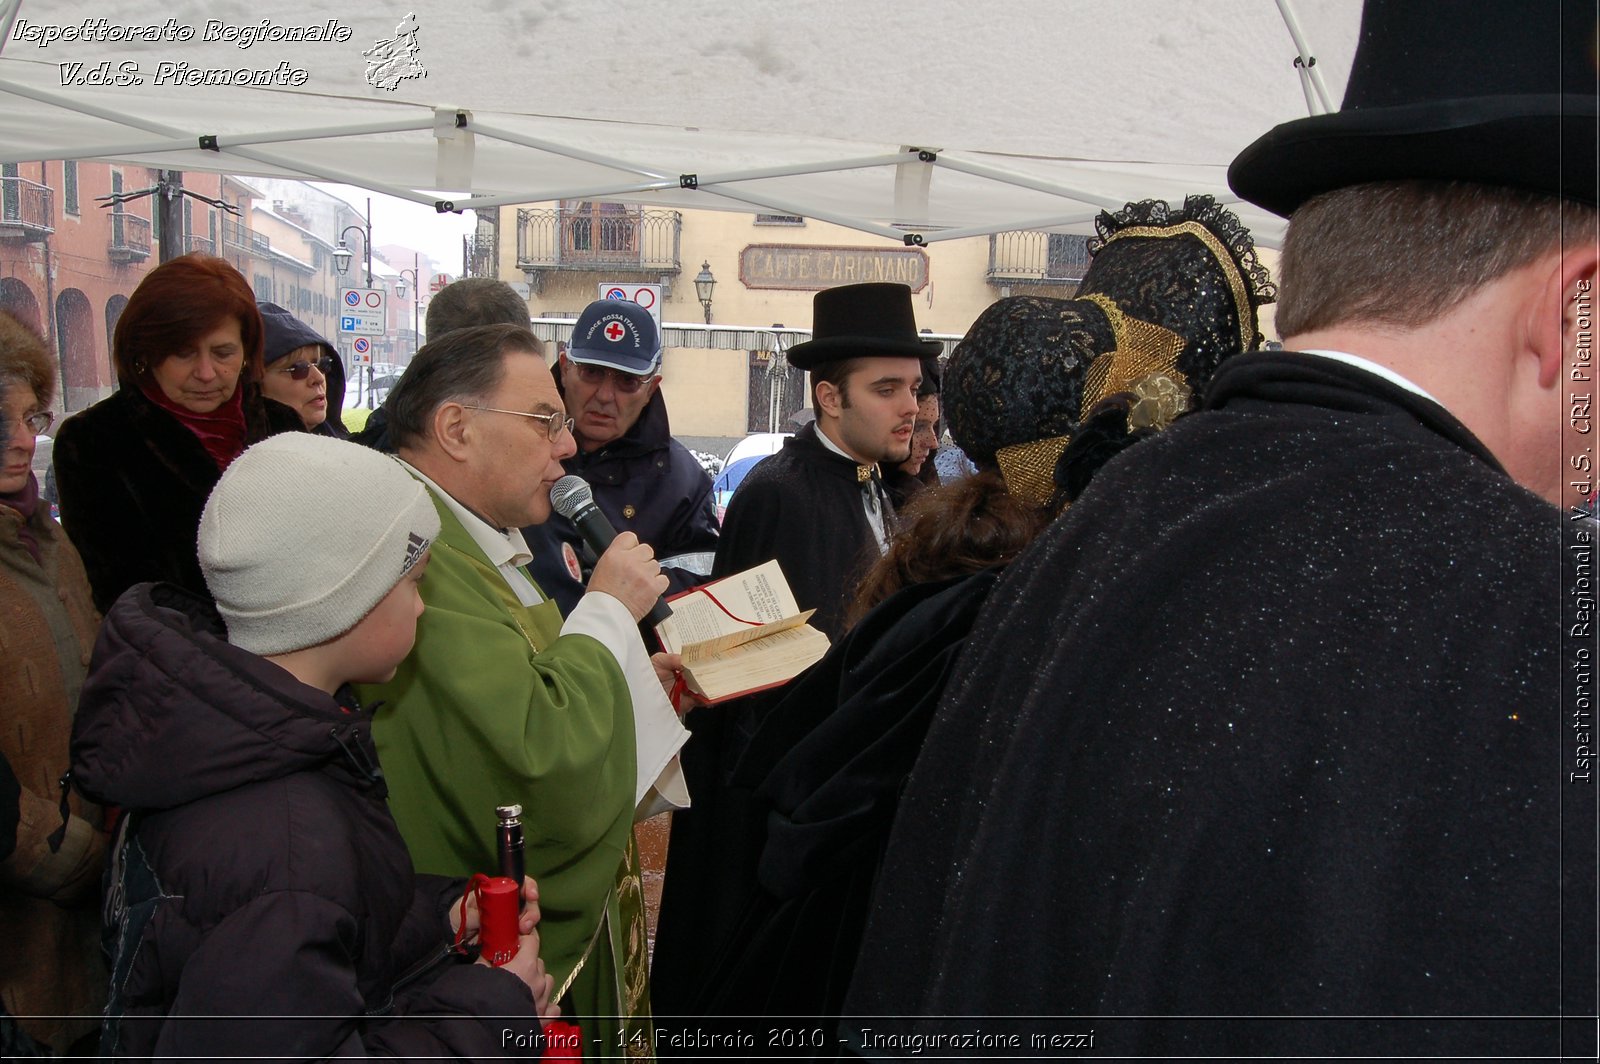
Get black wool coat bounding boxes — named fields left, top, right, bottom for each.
left=71, top=584, right=542, bottom=1060
left=672, top=570, right=999, bottom=1049
left=53, top=385, right=304, bottom=612
left=711, top=420, right=885, bottom=641
left=652, top=421, right=889, bottom=1023
left=845, top=353, right=1591, bottom=1058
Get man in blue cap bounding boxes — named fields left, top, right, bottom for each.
left=525, top=299, right=718, bottom=614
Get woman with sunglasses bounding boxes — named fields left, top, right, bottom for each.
left=0, top=311, right=108, bottom=1056
left=258, top=301, right=349, bottom=436
left=53, top=255, right=305, bottom=612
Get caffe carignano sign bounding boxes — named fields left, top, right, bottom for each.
left=740, top=244, right=930, bottom=292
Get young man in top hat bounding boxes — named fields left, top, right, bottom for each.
left=523, top=299, right=720, bottom=615
left=845, top=0, right=1598, bottom=1057
left=711, top=281, right=940, bottom=639
left=650, top=281, right=939, bottom=1024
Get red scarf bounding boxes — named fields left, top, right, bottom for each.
left=140, top=380, right=248, bottom=472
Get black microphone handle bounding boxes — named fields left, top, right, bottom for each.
left=569, top=504, right=674, bottom=628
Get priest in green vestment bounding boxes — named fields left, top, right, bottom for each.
left=357, top=324, right=689, bottom=1059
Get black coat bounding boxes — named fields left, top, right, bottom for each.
left=523, top=388, right=719, bottom=615
left=652, top=422, right=890, bottom=1023
left=711, top=420, right=885, bottom=641
left=659, top=571, right=998, bottom=1052
left=845, top=353, right=1591, bottom=1058
left=70, top=584, right=541, bottom=1061
left=53, top=385, right=304, bottom=612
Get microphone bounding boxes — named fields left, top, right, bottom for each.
left=550, top=475, right=673, bottom=628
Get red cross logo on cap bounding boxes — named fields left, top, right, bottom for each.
left=604, top=321, right=626, bottom=342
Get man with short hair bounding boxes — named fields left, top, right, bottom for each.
left=351, top=278, right=530, bottom=453
left=711, top=282, right=941, bottom=639
left=525, top=299, right=719, bottom=614
left=846, top=0, right=1598, bottom=1057
left=424, top=276, right=530, bottom=338
left=357, top=323, right=688, bottom=1055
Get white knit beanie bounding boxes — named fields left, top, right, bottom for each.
left=198, top=433, right=441, bottom=655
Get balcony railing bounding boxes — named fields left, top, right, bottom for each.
left=517, top=207, right=681, bottom=273
left=987, top=230, right=1091, bottom=285
left=0, top=175, right=54, bottom=242
left=183, top=234, right=215, bottom=256
left=108, top=212, right=152, bottom=263
left=222, top=217, right=271, bottom=255
left=465, top=231, right=495, bottom=278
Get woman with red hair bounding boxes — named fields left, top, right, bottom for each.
left=54, top=255, right=303, bottom=611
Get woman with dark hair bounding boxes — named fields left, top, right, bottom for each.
left=256, top=301, right=349, bottom=436
left=0, top=311, right=107, bottom=1056
left=53, top=255, right=304, bottom=611
left=881, top=359, right=941, bottom=511
left=666, top=196, right=1277, bottom=1042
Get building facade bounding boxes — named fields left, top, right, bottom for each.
left=0, top=165, right=431, bottom=416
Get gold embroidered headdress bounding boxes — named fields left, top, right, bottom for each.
left=945, top=195, right=1276, bottom=508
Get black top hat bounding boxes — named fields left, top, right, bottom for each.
left=1229, top=0, right=1598, bottom=218
left=785, top=283, right=945, bottom=370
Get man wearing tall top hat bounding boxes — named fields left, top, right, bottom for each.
left=712, top=282, right=940, bottom=638
left=845, top=0, right=1598, bottom=1058
left=651, top=282, right=937, bottom=1024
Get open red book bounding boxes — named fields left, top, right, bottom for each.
left=653, top=559, right=830, bottom=704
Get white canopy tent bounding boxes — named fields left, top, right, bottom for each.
left=0, top=0, right=1363, bottom=247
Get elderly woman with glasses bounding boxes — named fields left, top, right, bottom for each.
left=53, top=255, right=304, bottom=612
left=0, top=311, right=108, bottom=1056
left=257, top=301, right=349, bottom=436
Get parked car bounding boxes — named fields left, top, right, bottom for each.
left=713, top=432, right=791, bottom=522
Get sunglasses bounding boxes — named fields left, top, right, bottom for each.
left=572, top=362, right=652, bottom=394
left=276, top=354, right=338, bottom=381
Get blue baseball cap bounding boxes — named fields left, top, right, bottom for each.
left=568, top=299, right=661, bottom=376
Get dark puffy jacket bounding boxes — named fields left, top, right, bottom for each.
left=524, top=388, right=719, bottom=613
left=70, top=584, right=542, bottom=1061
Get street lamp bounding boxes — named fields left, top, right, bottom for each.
left=332, top=198, right=375, bottom=405
left=395, top=253, right=421, bottom=363
left=694, top=261, right=716, bottom=324
left=333, top=226, right=372, bottom=287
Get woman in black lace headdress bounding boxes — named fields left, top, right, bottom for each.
left=657, top=197, right=1274, bottom=1044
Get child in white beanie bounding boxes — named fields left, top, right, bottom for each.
left=71, top=433, right=559, bottom=1059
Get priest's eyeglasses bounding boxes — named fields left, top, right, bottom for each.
left=468, top=405, right=575, bottom=442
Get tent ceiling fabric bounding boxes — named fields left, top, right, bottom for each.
left=0, top=0, right=1361, bottom=244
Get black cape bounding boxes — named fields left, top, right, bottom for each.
left=652, top=421, right=890, bottom=1027
left=690, top=570, right=999, bottom=1045
left=844, top=353, right=1595, bottom=1058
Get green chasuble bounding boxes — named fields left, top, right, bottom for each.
left=362, top=494, right=654, bottom=1058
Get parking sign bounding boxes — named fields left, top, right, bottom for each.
left=338, top=288, right=386, bottom=335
